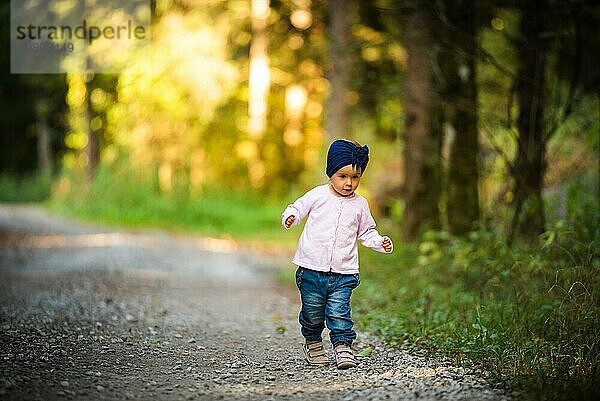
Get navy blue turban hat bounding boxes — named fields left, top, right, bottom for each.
left=326, top=139, right=370, bottom=178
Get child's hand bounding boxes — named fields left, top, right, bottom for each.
left=382, top=237, right=392, bottom=253
left=284, top=215, right=296, bottom=229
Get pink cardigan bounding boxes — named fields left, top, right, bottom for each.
left=281, top=184, right=393, bottom=274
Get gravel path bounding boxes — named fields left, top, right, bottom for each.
left=0, top=204, right=511, bottom=400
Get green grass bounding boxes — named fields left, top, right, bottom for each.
left=0, top=172, right=52, bottom=202
left=353, top=226, right=599, bottom=400
left=49, top=168, right=294, bottom=244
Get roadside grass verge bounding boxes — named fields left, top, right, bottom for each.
left=354, top=226, right=599, bottom=400
left=48, top=168, right=293, bottom=244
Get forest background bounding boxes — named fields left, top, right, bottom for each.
left=1, top=0, right=599, bottom=399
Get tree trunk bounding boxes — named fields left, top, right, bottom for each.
left=35, top=99, right=53, bottom=176
left=509, top=0, right=547, bottom=242
left=440, top=0, right=480, bottom=235
left=84, top=77, right=98, bottom=184
left=37, top=115, right=53, bottom=176
left=325, top=0, right=350, bottom=142
left=401, top=5, right=443, bottom=241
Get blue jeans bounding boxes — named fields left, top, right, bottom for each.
left=295, top=267, right=360, bottom=347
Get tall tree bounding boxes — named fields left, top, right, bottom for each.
left=325, top=0, right=351, bottom=141
left=0, top=1, right=67, bottom=175
left=438, top=0, right=480, bottom=235
left=247, top=0, right=271, bottom=187
left=509, top=0, right=548, bottom=241
left=84, top=75, right=99, bottom=183
left=401, top=4, right=443, bottom=240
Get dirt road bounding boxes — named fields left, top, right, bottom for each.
left=0, top=204, right=510, bottom=400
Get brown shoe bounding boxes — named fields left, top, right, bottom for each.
left=334, top=343, right=356, bottom=369
left=303, top=340, right=329, bottom=366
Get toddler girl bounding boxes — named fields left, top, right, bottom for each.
left=281, top=139, right=393, bottom=369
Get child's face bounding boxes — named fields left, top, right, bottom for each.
left=329, top=164, right=362, bottom=197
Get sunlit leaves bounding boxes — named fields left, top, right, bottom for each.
left=106, top=4, right=239, bottom=192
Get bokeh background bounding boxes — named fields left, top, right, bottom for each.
left=1, top=2, right=599, bottom=398
left=1, top=0, right=598, bottom=244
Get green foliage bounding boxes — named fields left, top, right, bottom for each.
left=564, top=174, right=600, bottom=242
left=355, top=215, right=599, bottom=399
left=0, top=173, right=52, bottom=202
left=53, top=0, right=331, bottom=196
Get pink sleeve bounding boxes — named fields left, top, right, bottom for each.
left=357, top=200, right=394, bottom=253
left=281, top=188, right=316, bottom=229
